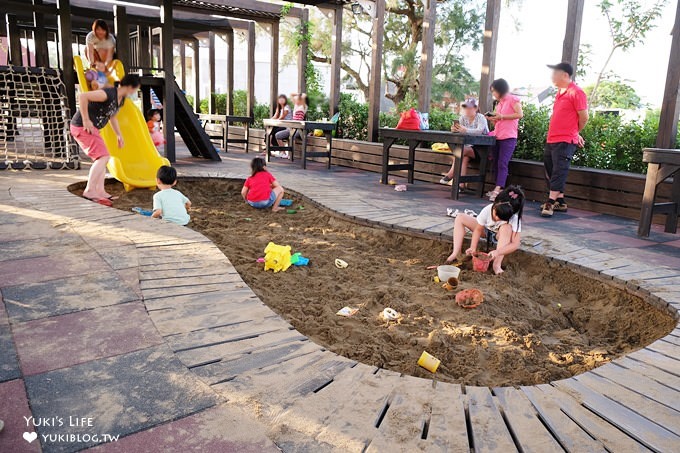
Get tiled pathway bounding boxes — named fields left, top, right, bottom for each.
left=0, top=149, right=678, bottom=452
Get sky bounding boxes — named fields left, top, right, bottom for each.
left=474, top=0, right=676, bottom=107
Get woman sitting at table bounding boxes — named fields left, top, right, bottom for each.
left=440, top=98, right=489, bottom=193
left=268, top=94, right=291, bottom=148
left=272, top=93, right=307, bottom=159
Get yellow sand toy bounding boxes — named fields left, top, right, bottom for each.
left=73, top=56, right=170, bottom=191
left=264, top=242, right=293, bottom=273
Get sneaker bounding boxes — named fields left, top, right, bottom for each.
left=553, top=201, right=568, bottom=212
left=439, top=176, right=453, bottom=185
left=541, top=202, right=554, bottom=217
left=446, top=208, right=460, bottom=218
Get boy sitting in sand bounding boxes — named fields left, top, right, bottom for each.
left=152, top=166, right=191, bottom=225
left=241, top=157, right=285, bottom=212
left=447, top=186, right=525, bottom=274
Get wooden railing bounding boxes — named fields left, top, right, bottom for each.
left=224, top=126, right=672, bottom=222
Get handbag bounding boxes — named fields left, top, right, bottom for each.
left=395, top=108, right=421, bottom=130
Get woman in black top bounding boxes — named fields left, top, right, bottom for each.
left=70, top=74, right=140, bottom=205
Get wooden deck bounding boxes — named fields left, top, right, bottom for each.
left=1, top=158, right=679, bottom=451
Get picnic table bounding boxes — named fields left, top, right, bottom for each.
left=379, top=128, right=497, bottom=199
left=263, top=118, right=336, bottom=169
left=638, top=147, right=680, bottom=237
left=199, top=114, right=253, bottom=151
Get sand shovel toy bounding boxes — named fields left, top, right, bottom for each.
left=335, top=258, right=348, bottom=269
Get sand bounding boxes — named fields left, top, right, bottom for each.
left=74, top=178, right=676, bottom=387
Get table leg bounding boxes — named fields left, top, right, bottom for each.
left=223, top=120, right=228, bottom=152
left=666, top=169, right=680, bottom=233
left=382, top=139, right=392, bottom=184
left=407, top=140, right=417, bottom=184
left=326, top=132, right=332, bottom=170
left=265, top=126, right=271, bottom=163
left=301, top=129, right=308, bottom=169
left=449, top=143, right=462, bottom=201
left=477, top=145, right=490, bottom=198
left=638, top=163, right=660, bottom=237
left=290, top=129, right=295, bottom=162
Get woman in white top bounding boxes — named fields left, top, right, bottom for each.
left=440, top=98, right=489, bottom=193
left=85, top=19, right=116, bottom=68
left=269, top=94, right=291, bottom=147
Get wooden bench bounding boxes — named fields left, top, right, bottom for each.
left=263, top=119, right=337, bottom=169
left=379, top=128, right=496, bottom=200
left=198, top=114, right=253, bottom=152
left=638, top=148, right=680, bottom=237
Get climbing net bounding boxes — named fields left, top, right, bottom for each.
left=0, top=66, right=79, bottom=169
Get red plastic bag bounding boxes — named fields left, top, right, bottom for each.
left=396, top=108, right=421, bottom=130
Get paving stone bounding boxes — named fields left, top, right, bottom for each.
left=24, top=345, right=218, bottom=453
left=0, top=309, right=21, bottom=382
left=13, top=302, right=162, bottom=375
left=88, top=403, right=278, bottom=452
left=2, top=273, right=139, bottom=323
left=0, top=379, right=41, bottom=452
left=0, top=251, right=111, bottom=287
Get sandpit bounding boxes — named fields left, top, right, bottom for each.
left=72, top=178, right=676, bottom=386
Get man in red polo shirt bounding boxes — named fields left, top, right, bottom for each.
left=541, top=62, right=589, bottom=217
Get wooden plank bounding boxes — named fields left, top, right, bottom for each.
left=630, top=348, right=680, bottom=376
left=656, top=2, right=680, bottom=150
left=418, top=0, right=436, bottom=113
left=554, top=378, right=680, bottom=452
left=208, top=31, right=216, bottom=114
left=614, top=356, right=680, bottom=393
left=521, top=385, right=608, bottom=452
left=492, top=387, right=563, bottom=452
left=113, top=5, right=130, bottom=69
left=270, top=21, right=279, bottom=115
left=329, top=6, right=342, bottom=116
left=297, top=8, right=309, bottom=94
left=573, top=372, right=680, bottom=436
left=466, top=386, right=518, bottom=453
left=57, top=0, right=75, bottom=112
left=532, top=384, right=650, bottom=453
left=420, top=382, right=469, bottom=451
left=226, top=30, right=234, bottom=115
left=246, top=22, right=255, bottom=118
left=562, top=0, right=585, bottom=75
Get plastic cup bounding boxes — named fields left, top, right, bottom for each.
left=417, top=351, right=441, bottom=373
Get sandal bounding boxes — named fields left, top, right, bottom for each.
left=487, top=190, right=501, bottom=202
left=84, top=196, right=112, bottom=207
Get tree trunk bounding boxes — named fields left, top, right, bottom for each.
left=589, top=47, right=617, bottom=108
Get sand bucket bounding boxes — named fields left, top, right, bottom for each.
left=417, top=351, right=441, bottom=373
left=472, top=252, right=492, bottom=272
left=456, top=288, right=484, bottom=309
left=437, top=265, right=461, bottom=282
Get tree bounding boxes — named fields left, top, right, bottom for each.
left=590, top=0, right=666, bottom=107
left=584, top=76, right=643, bottom=109
left=282, top=0, right=484, bottom=106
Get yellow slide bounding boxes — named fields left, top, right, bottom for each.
left=73, top=56, right=170, bottom=191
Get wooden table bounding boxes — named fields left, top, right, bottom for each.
left=263, top=119, right=336, bottom=169
left=638, top=147, right=680, bottom=237
left=379, top=128, right=496, bottom=199
left=198, top=114, right=253, bottom=151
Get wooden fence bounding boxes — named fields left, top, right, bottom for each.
left=221, top=126, right=669, bottom=222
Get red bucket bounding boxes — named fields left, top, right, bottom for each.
left=472, top=252, right=492, bottom=272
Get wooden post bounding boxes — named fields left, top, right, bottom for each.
left=329, top=6, right=343, bottom=116
left=247, top=22, right=255, bottom=118
left=161, top=0, right=175, bottom=162
left=561, top=0, right=585, bottom=78
left=57, top=0, right=75, bottom=113
left=192, top=38, right=200, bottom=113
left=270, top=21, right=280, bottom=116
left=418, top=0, right=436, bottom=113
left=479, top=0, right=501, bottom=114
left=32, top=0, right=49, bottom=67
left=179, top=40, right=186, bottom=90
left=226, top=30, right=234, bottom=115
left=113, top=5, right=130, bottom=69
left=137, top=26, right=151, bottom=72
left=367, top=0, right=385, bottom=142
left=5, top=14, right=22, bottom=66
left=208, top=31, right=216, bottom=114
left=657, top=0, right=680, bottom=150
left=298, top=8, right=309, bottom=94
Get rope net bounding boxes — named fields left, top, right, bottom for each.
left=0, top=66, right=79, bottom=169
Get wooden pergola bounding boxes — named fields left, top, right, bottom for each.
left=1, top=0, right=678, bottom=161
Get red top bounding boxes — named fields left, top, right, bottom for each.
left=547, top=82, right=588, bottom=144
left=244, top=171, right=275, bottom=202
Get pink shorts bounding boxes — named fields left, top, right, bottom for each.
left=70, top=125, right=110, bottom=160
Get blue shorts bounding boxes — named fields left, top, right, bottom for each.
left=247, top=191, right=276, bottom=209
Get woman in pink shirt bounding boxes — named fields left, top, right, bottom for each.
left=486, top=79, right=523, bottom=201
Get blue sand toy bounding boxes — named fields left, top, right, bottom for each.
left=132, top=207, right=153, bottom=216
left=279, top=199, right=294, bottom=207
left=290, top=252, right=309, bottom=266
